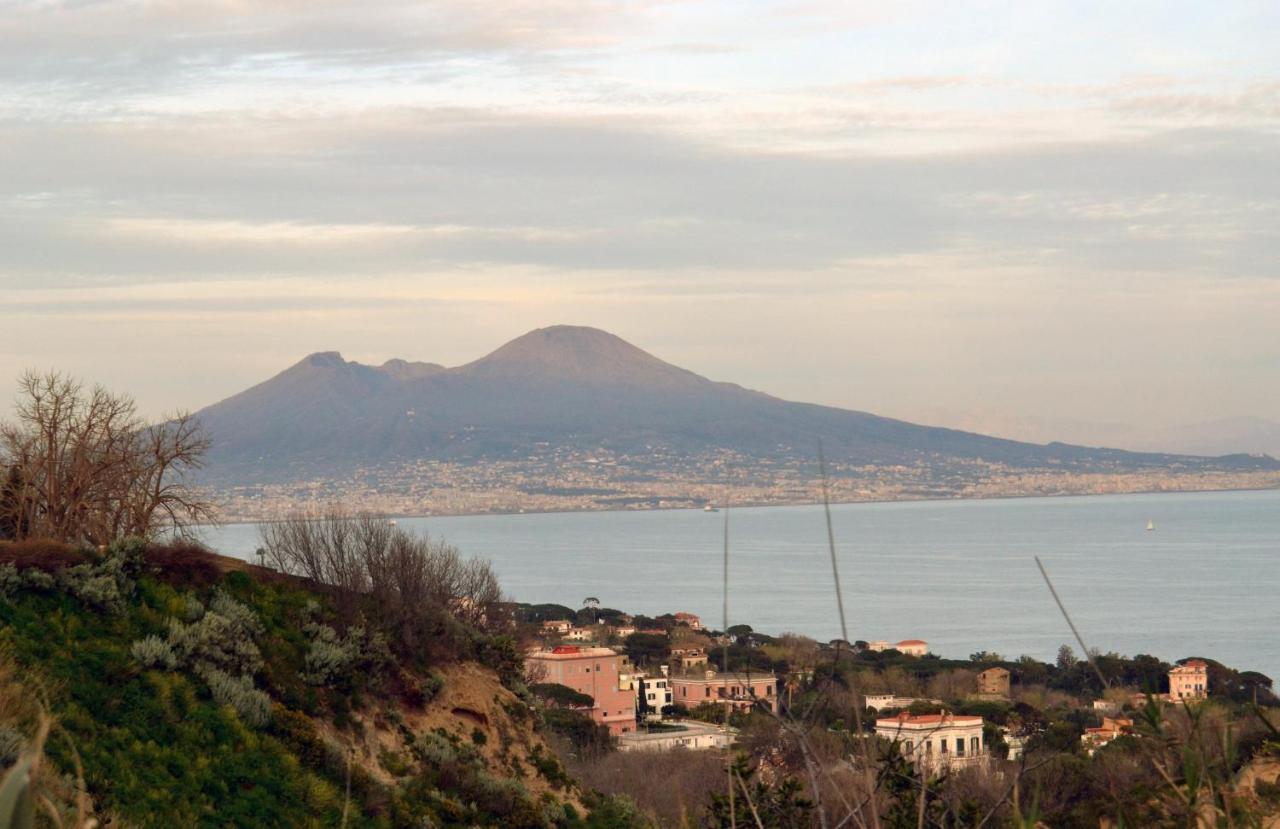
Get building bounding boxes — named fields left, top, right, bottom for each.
left=673, top=612, right=704, bottom=630
left=610, top=625, right=637, bottom=639
left=638, top=674, right=673, bottom=717
left=541, top=620, right=571, bottom=635
left=525, top=646, right=638, bottom=734
left=671, top=670, right=779, bottom=713
left=671, top=647, right=710, bottom=673
left=867, top=640, right=891, bottom=652
left=976, top=667, right=1010, bottom=698
left=863, top=694, right=941, bottom=712
left=895, top=639, right=929, bottom=657
left=617, top=720, right=733, bottom=752
left=563, top=627, right=592, bottom=642
left=1001, top=728, right=1026, bottom=761
left=875, top=712, right=986, bottom=770
left=1082, top=717, right=1134, bottom=756
left=1169, top=660, right=1208, bottom=701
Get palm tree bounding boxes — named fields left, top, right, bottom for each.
left=582, top=596, right=600, bottom=625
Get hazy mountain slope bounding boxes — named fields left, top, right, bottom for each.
left=193, top=326, right=1279, bottom=482
left=1129, top=417, right=1280, bottom=459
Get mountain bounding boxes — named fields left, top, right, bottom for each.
left=193, top=325, right=1279, bottom=484
left=1127, top=417, right=1280, bottom=460
left=918, top=410, right=1280, bottom=461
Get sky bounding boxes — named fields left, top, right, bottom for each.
left=2, top=0, right=1279, bottom=437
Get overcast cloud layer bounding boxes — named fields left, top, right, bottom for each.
left=2, top=0, right=1278, bottom=437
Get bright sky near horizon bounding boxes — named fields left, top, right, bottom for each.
left=2, top=0, right=1278, bottom=434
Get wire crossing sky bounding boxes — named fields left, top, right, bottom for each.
left=2, top=1, right=1278, bottom=434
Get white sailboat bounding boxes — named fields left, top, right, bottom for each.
left=1146, top=519, right=1155, bottom=532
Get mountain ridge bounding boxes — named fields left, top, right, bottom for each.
left=193, top=325, right=1280, bottom=485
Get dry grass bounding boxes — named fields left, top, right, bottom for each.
left=564, top=743, right=728, bottom=827
left=0, top=540, right=87, bottom=571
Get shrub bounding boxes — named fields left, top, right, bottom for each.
left=142, top=540, right=224, bottom=586
left=130, top=635, right=178, bottom=670
left=541, top=708, right=614, bottom=756
left=56, top=563, right=126, bottom=611
left=0, top=564, right=18, bottom=598
left=530, top=683, right=594, bottom=709
left=166, top=590, right=264, bottom=677
left=202, top=667, right=272, bottom=727
left=300, top=622, right=390, bottom=688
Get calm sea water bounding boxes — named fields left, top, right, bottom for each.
left=200, top=490, right=1280, bottom=680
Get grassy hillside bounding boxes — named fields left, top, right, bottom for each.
left=0, top=539, right=636, bottom=828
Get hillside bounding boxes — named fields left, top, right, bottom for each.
left=193, top=325, right=1279, bottom=487
left=0, top=538, right=634, bottom=828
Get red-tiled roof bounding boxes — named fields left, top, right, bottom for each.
left=876, top=713, right=981, bottom=726
left=896, top=639, right=927, bottom=646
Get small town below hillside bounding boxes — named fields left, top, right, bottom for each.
left=511, top=600, right=1280, bottom=826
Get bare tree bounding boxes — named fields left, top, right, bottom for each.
left=258, top=509, right=506, bottom=649
left=0, top=370, right=213, bottom=546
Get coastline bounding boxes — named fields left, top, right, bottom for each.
left=206, top=480, right=1280, bottom=526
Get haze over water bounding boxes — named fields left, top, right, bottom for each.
left=206, top=489, right=1280, bottom=681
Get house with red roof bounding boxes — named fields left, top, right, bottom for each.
left=1169, top=659, right=1208, bottom=701
left=525, top=646, right=638, bottom=734
left=875, top=712, right=985, bottom=770
left=895, top=639, right=929, bottom=657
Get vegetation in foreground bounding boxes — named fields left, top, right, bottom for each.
left=0, top=536, right=645, bottom=828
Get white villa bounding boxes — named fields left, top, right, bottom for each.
left=876, top=712, right=986, bottom=770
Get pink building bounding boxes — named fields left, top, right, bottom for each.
left=670, top=670, right=778, bottom=713
left=1169, top=660, right=1208, bottom=701
left=525, top=646, right=637, bottom=734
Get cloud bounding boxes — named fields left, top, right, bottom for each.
left=1, top=0, right=1278, bottom=424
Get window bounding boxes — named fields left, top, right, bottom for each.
left=903, top=740, right=913, bottom=754
left=971, top=737, right=980, bottom=754
left=955, top=738, right=964, bottom=756
left=940, top=740, right=948, bottom=754
left=925, top=741, right=932, bottom=755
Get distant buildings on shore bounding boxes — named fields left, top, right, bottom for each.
left=525, top=609, right=1216, bottom=766
left=867, top=639, right=930, bottom=656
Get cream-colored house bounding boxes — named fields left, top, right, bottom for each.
left=895, top=639, right=929, bottom=657
left=1169, top=660, right=1208, bottom=701
left=876, top=712, right=986, bottom=770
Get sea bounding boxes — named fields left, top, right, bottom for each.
left=198, top=489, right=1280, bottom=680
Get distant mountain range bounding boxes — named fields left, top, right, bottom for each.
left=193, top=326, right=1278, bottom=486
